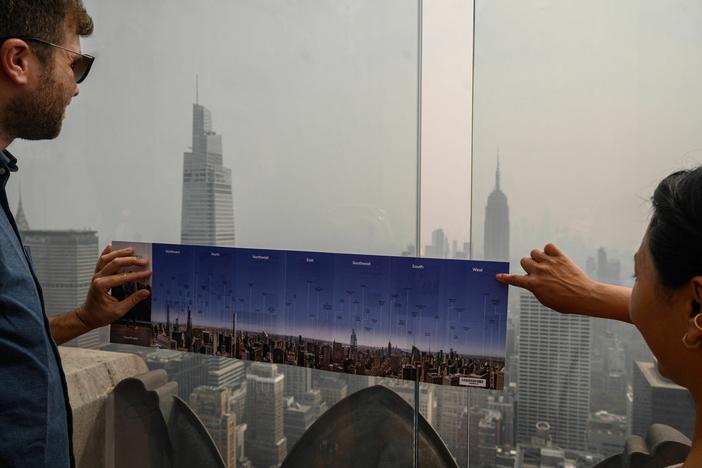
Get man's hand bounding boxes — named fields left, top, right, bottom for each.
left=75, top=245, right=152, bottom=330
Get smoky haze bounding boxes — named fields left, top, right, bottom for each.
left=8, top=0, right=420, bottom=255
left=7, top=0, right=702, bottom=281
left=470, top=0, right=702, bottom=276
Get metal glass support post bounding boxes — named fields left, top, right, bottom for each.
left=415, top=0, right=423, bottom=257
left=468, top=0, right=476, bottom=261
left=414, top=376, right=420, bottom=468
left=414, top=0, right=423, bottom=465
left=465, top=389, right=471, bottom=467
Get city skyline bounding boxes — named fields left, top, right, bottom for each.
left=9, top=0, right=695, bottom=263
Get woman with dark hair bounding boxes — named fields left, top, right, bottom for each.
left=497, top=167, right=702, bottom=467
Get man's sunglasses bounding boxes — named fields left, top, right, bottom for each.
left=0, top=36, right=95, bottom=84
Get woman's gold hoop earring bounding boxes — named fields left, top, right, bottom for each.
left=682, top=314, right=702, bottom=348
left=694, top=314, right=702, bottom=331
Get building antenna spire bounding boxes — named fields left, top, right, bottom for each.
left=15, top=177, right=30, bottom=232
left=17, top=178, right=23, bottom=215
left=196, top=74, right=199, bottom=105
left=496, top=147, right=501, bottom=191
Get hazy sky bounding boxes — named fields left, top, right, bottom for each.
left=471, top=0, right=702, bottom=276
left=9, top=0, right=420, bottom=255
left=7, top=0, right=702, bottom=282
left=420, top=0, right=473, bottom=254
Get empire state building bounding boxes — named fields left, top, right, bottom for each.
left=180, top=97, right=236, bottom=246
left=483, top=158, right=510, bottom=261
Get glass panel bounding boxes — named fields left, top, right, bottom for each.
left=10, top=0, right=421, bottom=466
left=419, top=1, right=476, bottom=467
left=11, top=0, right=419, bottom=256
left=472, top=0, right=700, bottom=465
left=420, top=0, right=474, bottom=262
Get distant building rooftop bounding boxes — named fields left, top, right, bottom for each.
left=21, top=229, right=97, bottom=235
left=635, top=361, right=684, bottom=390
left=147, top=349, right=188, bottom=361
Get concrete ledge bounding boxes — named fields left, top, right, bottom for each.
left=59, top=346, right=149, bottom=468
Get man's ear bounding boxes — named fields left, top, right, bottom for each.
left=0, top=39, right=32, bottom=86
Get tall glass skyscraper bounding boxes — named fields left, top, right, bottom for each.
left=483, top=158, right=510, bottom=261
left=517, top=291, right=591, bottom=450
left=246, top=362, right=287, bottom=467
left=181, top=100, right=236, bottom=247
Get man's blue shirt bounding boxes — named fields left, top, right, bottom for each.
left=0, top=149, right=73, bottom=467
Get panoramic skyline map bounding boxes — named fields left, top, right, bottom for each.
left=112, top=241, right=509, bottom=388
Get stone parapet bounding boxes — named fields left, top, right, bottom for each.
left=59, top=346, right=149, bottom=468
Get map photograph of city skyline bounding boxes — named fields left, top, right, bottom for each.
left=111, top=241, right=509, bottom=389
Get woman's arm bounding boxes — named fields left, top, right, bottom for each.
left=497, top=243, right=632, bottom=323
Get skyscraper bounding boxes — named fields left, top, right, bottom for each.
left=316, top=374, right=349, bottom=408
left=146, top=349, right=208, bottom=400
left=284, top=398, right=317, bottom=450
left=469, top=407, right=502, bottom=468
left=517, top=291, right=591, bottom=450
left=205, top=356, right=245, bottom=389
left=231, top=311, right=238, bottom=358
left=181, top=95, right=235, bottom=247
left=350, top=329, right=358, bottom=358
left=488, top=393, right=517, bottom=448
left=380, top=379, right=436, bottom=428
left=484, top=157, right=510, bottom=261
left=300, top=389, right=328, bottom=421
left=186, top=307, right=193, bottom=352
left=18, top=202, right=106, bottom=349
left=595, top=248, right=621, bottom=286
left=22, top=229, right=98, bottom=314
left=587, top=411, right=627, bottom=457
left=189, top=385, right=237, bottom=467
left=284, top=365, right=312, bottom=403
left=436, top=385, right=469, bottom=467
left=245, top=362, right=287, bottom=467
left=631, top=361, right=695, bottom=439
left=15, top=188, right=29, bottom=232
left=425, top=228, right=449, bottom=258
left=229, top=382, right=247, bottom=423
left=165, top=302, right=171, bottom=336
